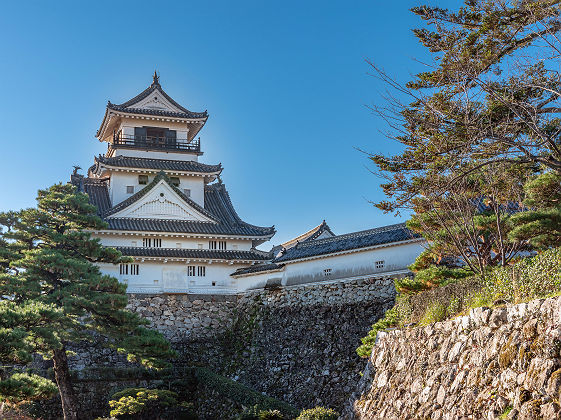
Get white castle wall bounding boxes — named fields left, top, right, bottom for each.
left=109, top=172, right=206, bottom=207
left=237, top=240, right=425, bottom=290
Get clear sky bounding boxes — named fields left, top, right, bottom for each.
left=0, top=0, right=440, bottom=246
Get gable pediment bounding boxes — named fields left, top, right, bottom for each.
left=107, top=180, right=215, bottom=222
left=126, top=89, right=183, bottom=113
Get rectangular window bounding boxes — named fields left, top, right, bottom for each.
left=212, top=281, right=216, bottom=286
left=142, top=238, right=161, bottom=247
left=126, top=185, right=134, bottom=194
left=176, top=242, right=182, bottom=248
left=138, top=175, right=148, bottom=185
left=170, top=177, right=180, bottom=187
left=198, top=243, right=203, bottom=249
left=183, top=188, right=191, bottom=198
left=131, top=241, right=137, bottom=247
left=197, top=266, right=206, bottom=277
left=187, top=266, right=196, bottom=276
left=209, top=240, right=217, bottom=250
left=324, top=268, right=332, bottom=277
left=120, top=264, right=128, bottom=275
left=120, top=264, right=139, bottom=275
left=218, top=241, right=226, bottom=250
left=375, top=260, right=385, bottom=269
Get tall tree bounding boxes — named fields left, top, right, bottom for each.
left=369, top=0, right=561, bottom=214
left=0, top=184, right=174, bottom=420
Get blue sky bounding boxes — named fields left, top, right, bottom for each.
left=0, top=0, right=439, bottom=245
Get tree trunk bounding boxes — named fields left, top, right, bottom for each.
left=52, top=347, right=79, bottom=420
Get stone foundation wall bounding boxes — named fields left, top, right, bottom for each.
left=344, top=296, right=561, bottom=420
left=59, top=277, right=395, bottom=418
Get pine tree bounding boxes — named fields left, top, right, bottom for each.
left=509, top=171, right=561, bottom=248
left=0, top=184, right=175, bottom=420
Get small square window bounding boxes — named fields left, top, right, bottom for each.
left=212, top=281, right=216, bottom=286
left=153, top=279, right=159, bottom=284
left=183, top=188, right=191, bottom=198
left=324, top=268, right=332, bottom=277
left=176, top=242, right=182, bottom=248
left=198, top=243, right=203, bottom=249
left=138, top=175, right=148, bottom=185
left=126, top=186, right=134, bottom=194
left=170, top=177, right=180, bottom=187
left=375, top=260, right=385, bottom=269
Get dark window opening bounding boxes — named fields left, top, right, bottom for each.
left=170, top=177, right=180, bottom=187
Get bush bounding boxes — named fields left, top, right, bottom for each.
left=237, top=405, right=286, bottom=419
left=356, top=293, right=410, bottom=358
left=192, top=367, right=298, bottom=418
left=109, top=387, right=185, bottom=420
left=296, top=406, right=339, bottom=420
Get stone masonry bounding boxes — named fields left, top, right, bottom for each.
left=344, top=295, right=561, bottom=420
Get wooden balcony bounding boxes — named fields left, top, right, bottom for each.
left=110, top=134, right=201, bottom=153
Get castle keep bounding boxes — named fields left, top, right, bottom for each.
left=72, top=74, right=425, bottom=295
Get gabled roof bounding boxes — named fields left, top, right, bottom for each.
left=79, top=172, right=275, bottom=238
left=91, top=155, right=222, bottom=175
left=103, top=171, right=217, bottom=221
left=96, top=74, right=209, bottom=141
left=107, top=73, right=208, bottom=120
left=280, top=220, right=335, bottom=249
left=274, top=223, right=421, bottom=263
left=115, top=246, right=270, bottom=261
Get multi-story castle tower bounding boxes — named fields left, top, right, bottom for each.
left=72, top=73, right=275, bottom=294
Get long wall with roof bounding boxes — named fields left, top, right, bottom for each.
left=234, top=240, right=425, bottom=291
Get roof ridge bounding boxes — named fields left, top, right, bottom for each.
left=109, top=79, right=207, bottom=118
left=295, top=223, right=409, bottom=248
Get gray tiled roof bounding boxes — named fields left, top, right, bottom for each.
left=107, top=79, right=208, bottom=119
left=107, top=104, right=207, bottom=119
left=82, top=179, right=111, bottom=215
left=79, top=171, right=275, bottom=237
left=93, top=156, right=222, bottom=174
left=274, top=223, right=421, bottom=263
left=115, top=246, right=270, bottom=261
left=231, top=263, right=284, bottom=276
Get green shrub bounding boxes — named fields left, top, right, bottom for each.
left=296, top=406, right=339, bottom=420
left=109, top=387, right=180, bottom=419
left=192, top=367, right=298, bottom=418
left=238, top=405, right=286, bottom=419
left=356, top=293, right=410, bottom=358
left=479, top=248, right=561, bottom=304
left=418, top=301, right=447, bottom=326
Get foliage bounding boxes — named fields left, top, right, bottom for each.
left=369, top=1, right=561, bottom=215
left=0, top=372, right=57, bottom=405
left=108, top=388, right=183, bottom=419
left=295, top=406, right=339, bottom=420
left=418, top=302, right=447, bottom=326
left=509, top=171, right=561, bottom=249
left=192, top=367, right=298, bottom=418
left=475, top=247, right=561, bottom=306
left=0, top=183, right=174, bottom=419
left=357, top=293, right=411, bottom=358
left=237, top=405, right=287, bottom=420
left=397, top=249, right=472, bottom=294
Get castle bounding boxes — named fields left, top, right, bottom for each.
left=72, top=74, right=425, bottom=294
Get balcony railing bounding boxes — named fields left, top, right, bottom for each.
left=111, top=133, right=201, bottom=153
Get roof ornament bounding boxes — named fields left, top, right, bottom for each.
left=152, top=70, right=160, bottom=86
left=72, top=165, right=82, bottom=175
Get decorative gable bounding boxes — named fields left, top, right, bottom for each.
left=128, top=90, right=183, bottom=113
left=107, top=178, right=216, bottom=222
